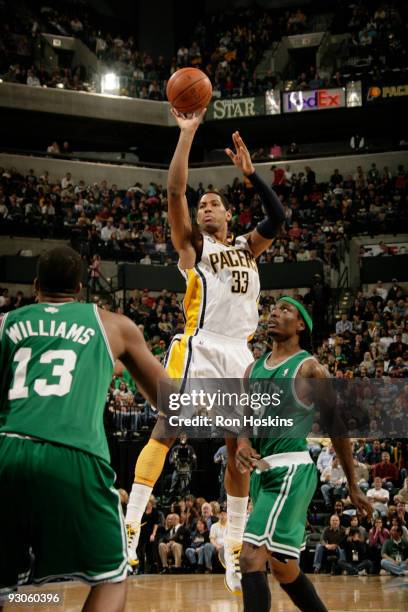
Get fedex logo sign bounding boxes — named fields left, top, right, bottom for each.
left=283, top=88, right=345, bottom=113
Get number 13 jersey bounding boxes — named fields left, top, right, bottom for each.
left=0, top=302, right=114, bottom=462
left=181, top=233, right=260, bottom=341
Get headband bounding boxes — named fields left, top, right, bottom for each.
left=277, top=296, right=313, bottom=333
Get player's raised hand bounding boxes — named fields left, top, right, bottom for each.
left=170, top=107, right=207, bottom=132
left=225, top=131, right=255, bottom=176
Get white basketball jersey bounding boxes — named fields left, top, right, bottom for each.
left=180, top=233, right=260, bottom=341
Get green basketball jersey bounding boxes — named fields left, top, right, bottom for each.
left=249, top=349, right=315, bottom=458
left=0, top=302, right=114, bottom=462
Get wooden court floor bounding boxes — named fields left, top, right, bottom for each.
left=4, top=575, right=408, bottom=611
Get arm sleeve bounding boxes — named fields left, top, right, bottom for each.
left=247, top=171, right=285, bottom=238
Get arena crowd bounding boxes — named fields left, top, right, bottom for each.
left=2, top=1, right=406, bottom=100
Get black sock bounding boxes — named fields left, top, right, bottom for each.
left=241, top=571, right=271, bottom=612
left=280, top=571, right=328, bottom=612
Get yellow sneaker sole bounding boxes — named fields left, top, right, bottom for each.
left=223, top=575, right=242, bottom=597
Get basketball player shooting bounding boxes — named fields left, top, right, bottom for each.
left=125, top=108, right=285, bottom=595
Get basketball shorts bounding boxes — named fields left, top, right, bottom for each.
left=0, top=435, right=127, bottom=589
left=164, top=329, right=253, bottom=380
left=244, top=456, right=317, bottom=559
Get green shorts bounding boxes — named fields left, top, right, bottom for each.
left=0, top=434, right=127, bottom=588
left=244, top=461, right=317, bottom=559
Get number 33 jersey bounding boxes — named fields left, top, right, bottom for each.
left=0, top=302, right=114, bottom=462
left=181, top=233, right=260, bottom=341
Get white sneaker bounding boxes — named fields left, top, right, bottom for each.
left=358, top=569, right=367, bottom=576
left=223, top=542, right=242, bottom=596
left=127, top=523, right=140, bottom=568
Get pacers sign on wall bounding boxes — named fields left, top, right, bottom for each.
left=367, top=85, right=408, bottom=101
left=283, top=88, right=346, bottom=113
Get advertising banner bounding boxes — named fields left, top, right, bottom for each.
left=367, top=84, right=408, bottom=101
left=265, top=89, right=281, bottom=115
left=207, top=96, right=265, bottom=120
left=283, top=88, right=346, bottom=113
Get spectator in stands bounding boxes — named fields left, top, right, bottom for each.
left=112, top=382, right=136, bottom=431
left=158, top=513, right=189, bottom=573
left=177, top=45, right=189, bottom=66
left=336, top=313, right=353, bottom=334
left=333, top=500, right=351, bottom=528
left=313, top=514, right=346, bottom=573
left=321, top=457, right=347, bottom=509
left=286, top=142, right=300, bottom=155
left=368, top=517, right=390, bottom=574
left=367, top=476, right=390, bottom=517
left=269, top=144, right=282, bottom=159
left=62, top=141, right=72, bottom=155
left=372, top=452, right=399, bottom=492
left=388, top=279, right=403, bottom=302
left=374, top=280, right=387, bottom=301
left=346, top=515, right=367, bottom=541
left=270, top=164, right=285, bottom=189
left=101, top=219, right=114, bottom=243
left=305, top=166, right=316, bottom=190
left=388, top=516, right=408, bottom=541
left=185, top=519, right=211, bottom=572
left=338, top=528, right=373, bottom=575
left=317, top=443, right=335, bottom=473
left=209, top=506, right=227, bottom=560
left=140, top=253, right=152, bottom=265
left=27, top=69, right=41, bottom=87
left=381, top=525, right=408, bottom=576
left=366, top=440, right=382, bottom=465
left=330, top=169, right=343, bottom=188
left=89, top=254, right=102, bottom=293
left=46, top=142, right=60, bottom=154
left=201, top=502, right=218, bottom=531
left=137, top=496, right=160, bottom=574
left=395, top=476, right=408, bottom=504
left=61, top=172, right=73, bottom=190
left=389, top=332, right=408, bottom=361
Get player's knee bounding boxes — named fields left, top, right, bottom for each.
left=240, top=554, right=254, bottom=574
left=239, top=545, right=262, bottom=573
left=272, top=558, right=299, bottom=584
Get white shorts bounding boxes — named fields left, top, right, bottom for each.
left=164, top=329, right=253, bottom=382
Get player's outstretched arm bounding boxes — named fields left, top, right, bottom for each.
left=168, top=108, right=206, bottom=269
left=300, top=359, right=373, bottom=519
left=225, top=131, right=285, bottom=258
left=100, top=308, right=169, bottom=408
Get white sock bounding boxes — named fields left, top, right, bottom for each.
left=125, top=483, right=152, bottom=525
left=226, top=494, right=249, bottom=546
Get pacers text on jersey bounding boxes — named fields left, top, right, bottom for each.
left=6, top=320, right=96, bottom=346
left=208, top=248, right=257, bottom=273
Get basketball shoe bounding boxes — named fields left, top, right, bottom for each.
left=127, top=523, right=140, bottom=569
left=219, top=542, right=242, bottom=596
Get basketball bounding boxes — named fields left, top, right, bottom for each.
left=166, top=67, right=212, bottom=114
